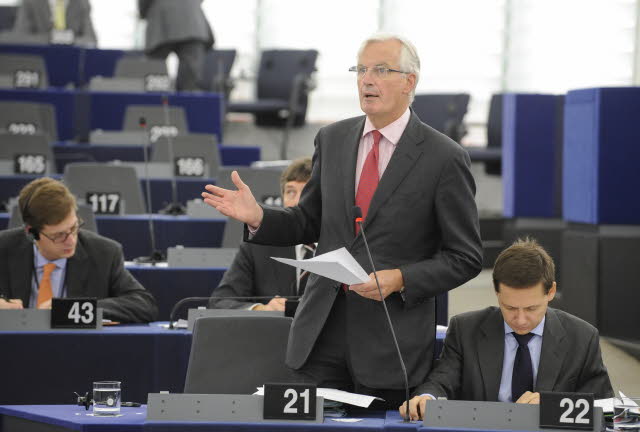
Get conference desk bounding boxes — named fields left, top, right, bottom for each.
left=0, top=323, right=191, bottom=405
left=0, top=212, right=226, bottom=260
left=0, top=174, right=220, bottom=214
left=0, top=406, right=419, bottom=432
left=52, top=142, right=261, bottom=172
left=127, top=265, right=225, bottom=321
left=0, top=323, right=446, bottom=407
left=0, top=88, right=225, bottom=143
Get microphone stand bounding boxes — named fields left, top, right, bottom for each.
left=168, top=295, right=301, bottom=329
left=354, top=207, right=411, bottom=423
left=158, top=94, right=186, bottom=215
left=133, top=117, right=165, bottom=264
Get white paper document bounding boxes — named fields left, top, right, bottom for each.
left=254, top=386, right=381, bottom=408
left=272, top=247, right=370, bottom=285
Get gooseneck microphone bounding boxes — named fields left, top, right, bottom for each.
left=168, top=295, right=301, bottom=329
left=353, top=206, right=411, bottom=423
left=133, top=117, right=165, bottom=264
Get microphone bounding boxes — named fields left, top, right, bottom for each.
left=158, top=94, right=186, bottom=215
left=133, top=116, right=165, bottom=264
left=168, top=295, right=301, bottom=329
left=353, top=205, right=411, bottom=423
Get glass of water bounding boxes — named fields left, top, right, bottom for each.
left=93, top=381, right=121, bottom=416
left=613, top=397, right=640, bottom=431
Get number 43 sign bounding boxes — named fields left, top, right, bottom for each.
left=51, top=298, right=98, bottom=329
left=540, top=392, right=594, bottom=430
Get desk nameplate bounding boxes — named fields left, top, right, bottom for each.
left=147, top=393, right=323, bottom=423
left=0, top=308, right=103, bottom=331
left=423, top=400, right=603, bottom=432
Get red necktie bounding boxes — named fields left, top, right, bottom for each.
left=355, top=130, right=382, bottom=234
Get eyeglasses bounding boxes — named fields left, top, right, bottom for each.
left=348, top=65, right=409, bottom=79
left=40, top=219, right=84, bottom=244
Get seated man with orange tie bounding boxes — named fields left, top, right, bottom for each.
left=0, top=177, right=158, bottom=323
left=209, top=157, right=313, bottom=311
left=400, top=239, right=613, bottom=421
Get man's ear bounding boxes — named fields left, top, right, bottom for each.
left=547, top=282, right=557, bottom=301
left=404, top=73, right=416, bottom=95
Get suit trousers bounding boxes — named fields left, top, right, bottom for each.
left=293, top=289, right=413, bottom=411
left=149, top=39, right=206, bottom=91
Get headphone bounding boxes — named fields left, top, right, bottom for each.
left=21, top=185, right=40, bottom=241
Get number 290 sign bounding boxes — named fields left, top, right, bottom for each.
left=263, top=383, right=317, bottom=420
left=540, top=392, right=594, bottom=430
left=51, top=298, right=98, bottom=329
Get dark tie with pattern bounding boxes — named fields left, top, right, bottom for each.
left=511, top=332, right=535, bottom=402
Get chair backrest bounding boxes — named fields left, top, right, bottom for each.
left=122, top=105, right=189, bottom=143
left=0, top=53, right=48, bottom=89
left=114, top=56, right=168, bottom=78
left=217, top=166, right=284, bottom=248
left=151, top=133, right=221, bottom=179
left=412, top=93, right=470, bottom=142
left=9, top=201, right=98, bottom=233
left=255, top=49, right=318, bottom=127
left=485, top=93, right=503, bottom=175
left=0, top=133, right=54, bottom=175
left=0, top=101, right=58, bottom=141
left=63, top=163, right=146, bottom=214
left=184, top=316, right=297, bottom=394
left=201, top=49, right=236, bottom=93
left=0, top=6, right=17, bottom=31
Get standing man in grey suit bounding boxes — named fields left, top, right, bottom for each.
left=13, top=0, right=96, bottom=47
left=139, top=0, right=213, bottom=91
left=210, top=157, right=313, bottom=311
left=0, top=177, right=158, bottom=323
left=400, top=239, right=613, bottom=421
left=202, top=33, right=482, bottom=409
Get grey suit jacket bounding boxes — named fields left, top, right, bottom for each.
left=209, top=242, right=298, bottom=310
left=415, top=307, right=614, bottom=400
left=248, top=111, right=483, bottom=389
left=0, top=228, right=158, bottom=323
left=13, top=0, right=96, bottom=47
left=139, top=0, right=213, bottom=53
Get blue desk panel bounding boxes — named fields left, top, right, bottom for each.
left=0, top=43, right=82, bottom=87
left=52, top=142, right=261, bottom=171
left=83, top=48, right=129, bottom=84
left=128, top=266, right=224, bottom=321
left=0, top=88, right=78, bottom=140
left=0, top=324, right=191, bottom=405
left=0, top=175, right=221, bottom=215
left=502, top=93, right=564, bottom=219
left=96, top=215, right=225, bottom=260
left=563, top=87, right=640, bottom=224
left=89, top=92, right=224, bottom=143
left=0, top=405, right=428, bottom=431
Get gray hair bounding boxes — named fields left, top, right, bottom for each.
left=357, top=33, right=420, bottom=102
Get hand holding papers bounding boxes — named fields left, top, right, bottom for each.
left=272, top=247, right=369, bottom=285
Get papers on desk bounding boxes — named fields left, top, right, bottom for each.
left=157, top=319, right=188, bottom=329
left=596, top=391, right=639, bottom=413
left=272, top=247, right=370, bottom=285
left=254, top=386, right=382, bottom=408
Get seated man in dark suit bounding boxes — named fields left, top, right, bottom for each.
left=400, top=238, right=613, bottom=420
left=0, top=177, right=158, bottom=323
left=209, top=157, right=313, bottom=311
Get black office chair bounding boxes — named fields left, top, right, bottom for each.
left=0, top=101, right=58, bottom=141
left=0, top=133, right=55, bottom=175
left=412, top=93, right=470, bottom=142
left=201, top=49, right=236, bottom=100
left=184, top=316, right=298, bottom=394
left=227, top=49, right=318, bottom=159
left=217, top=166, right=284, bottom=248
left=151, top=133, right=222, bottom=179
left=0, top=53, right=49, bottom=89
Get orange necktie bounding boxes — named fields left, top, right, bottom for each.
left=37, top=263, right=57, bottom=307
